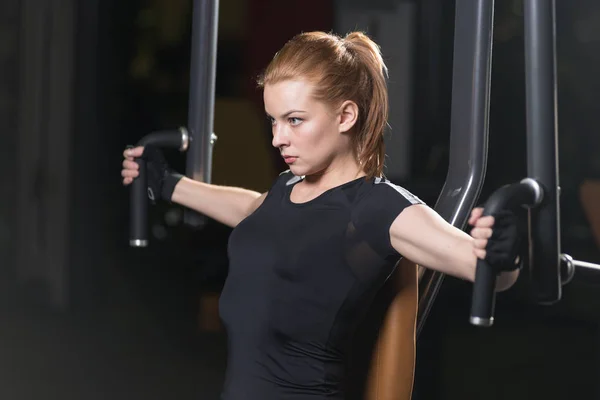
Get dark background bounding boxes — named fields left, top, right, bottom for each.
left=0, top=0, right=599, bottom=398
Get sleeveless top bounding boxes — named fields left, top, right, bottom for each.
left=219, top=171, right=423, bottom=399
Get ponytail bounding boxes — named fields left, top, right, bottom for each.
left=343, top=32, right=388, bottom=178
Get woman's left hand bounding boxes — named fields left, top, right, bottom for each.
left=468, top=207, right=494, bottom=261
left=468, top=206, right=524, bottom=274
left=468, top=207, right=522, bottom=291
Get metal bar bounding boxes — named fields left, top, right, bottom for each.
left=573, top=260, right=600, bottom=271
left=184, top=0, right=219, bottom=228
left=524, top=0, right=562, bottom=305
left=559, top=253, right=600, bottom=286
left=417, top=0, right=494, bottom=337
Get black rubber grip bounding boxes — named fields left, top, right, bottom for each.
left=469, top=179, right=541, bottom=327
left=137, top=130, right=186, bottom=148
left=130, top=158, right=148, bottom=246
left=129, top=128, right=188, bottom=247
left=470, top=239, right=498, bottom=326
left=469, top=203, right=503, bottom=327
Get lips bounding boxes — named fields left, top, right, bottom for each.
left=282, top=155, right=297, bottom=164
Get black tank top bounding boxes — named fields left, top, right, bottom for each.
left=219, top=171, right=423, bottom=399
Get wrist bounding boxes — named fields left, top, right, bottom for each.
left=162, top=173, right=184, bottom=202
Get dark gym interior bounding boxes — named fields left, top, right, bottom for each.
left=0, top=0, right=599, bottom=398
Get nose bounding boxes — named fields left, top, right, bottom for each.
left=271, top=124, right=290, bottom=149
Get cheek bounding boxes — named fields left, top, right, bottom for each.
left=296, top=121, right=336, bottom=151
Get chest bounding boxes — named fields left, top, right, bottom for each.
left=221, top=193, right=398, bottom=341
left=228, top=202, right=350, bottom=281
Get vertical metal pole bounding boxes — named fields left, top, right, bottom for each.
left=417, top=0, right=494, bottom=337
left=524, top=0, right=562, bottom=305
left=185, top=0, right=219, bottom=227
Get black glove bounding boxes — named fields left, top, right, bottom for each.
left=139, top=145, right=184, bottom=203
left=484, top=210, right=525, bottom=272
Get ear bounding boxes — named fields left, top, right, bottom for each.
left=338, top=100, right=359, bottom=134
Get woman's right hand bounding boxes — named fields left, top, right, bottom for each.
left=121, top=146, right=144, bottom=185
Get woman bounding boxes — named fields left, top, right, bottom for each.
left=121, top=31, right=521, bottom=399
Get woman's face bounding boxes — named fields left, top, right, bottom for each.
left=264, top=79, right=357, bottom=177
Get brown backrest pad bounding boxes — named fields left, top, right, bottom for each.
left=344, top=258, right=419, bottom=400
left=580, top=180, right=600, bottom=249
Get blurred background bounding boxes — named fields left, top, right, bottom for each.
left=0, top=0, right=599, bottom=398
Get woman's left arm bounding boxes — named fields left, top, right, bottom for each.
left=389, top=204, right=519, bottom=292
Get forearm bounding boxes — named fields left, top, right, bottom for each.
left=390, top=205, right=522, bottom=293
left=447, top=235, right=520, bottom=292
left=171, top=177, right=263, bottom=228
left=392, top=215, right=519, bottom=291
left=442, top=234, right=519, bottom=291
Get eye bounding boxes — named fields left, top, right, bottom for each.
left=267, top=116, right=276, bottom=126
left=288, top=117, right=303, bottom=126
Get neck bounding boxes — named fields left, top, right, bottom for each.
left=303, top=155, right=366, bottom=189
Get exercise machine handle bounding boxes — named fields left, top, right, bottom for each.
left=130, top=127, right=189, bottom=247
left=470, top=178, right=543, bottom=327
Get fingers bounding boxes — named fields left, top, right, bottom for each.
left=468, top=207, right=484, bottom=225
left=473, top=238, right=488, bottom=250
left=122, top=159, right=139, bottom=170
left=474, top=215, right=495, bottom=229
left=468, top=208, right=498, bottom=229
left=122, top=146, right=143, bottom=186
left=470, top=209, right=522, bottom=263
left=121, top=168, right=139, bottom=179
left=473, top=247, right=486, bottom=260
left=471, top=225, right=491, bottom=261
left=123, top=146, right=144, bottom=159
left=470, top=226, right=493, bottom=240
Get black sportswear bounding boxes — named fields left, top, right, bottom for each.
left=219, top=171, right=423, bottom=399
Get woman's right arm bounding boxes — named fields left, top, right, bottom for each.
left=171, top=178, right=266, bottom=228
left=122, top=146, right=266, bottom=229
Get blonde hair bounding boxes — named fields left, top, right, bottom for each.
left=257, top=31, right=389, bottom=179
